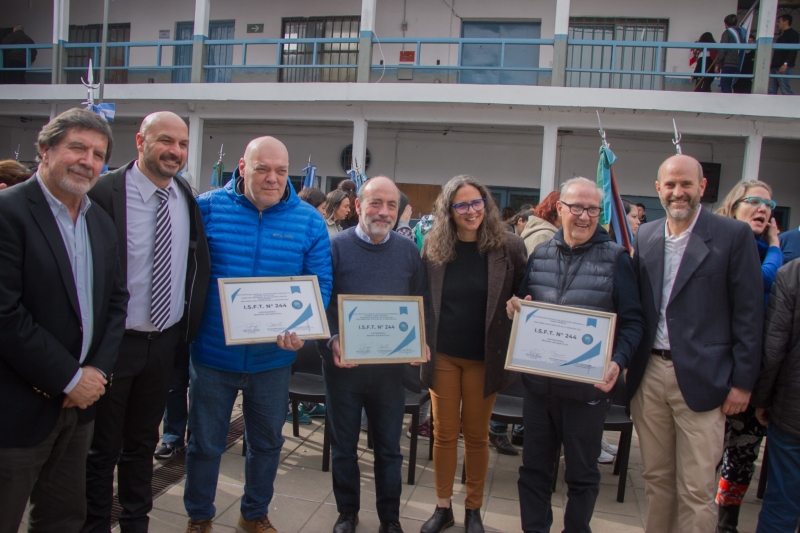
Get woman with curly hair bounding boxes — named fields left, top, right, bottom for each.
left=419, top=175, right=527, bottom=533
left=713, top=180, right=784, bottom=532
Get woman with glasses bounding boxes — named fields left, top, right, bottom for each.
left=419, top=175, right=527, bottom=533
left=713, top=180, right=785, bottom=532
left=324, top=189, right=351, bottom=237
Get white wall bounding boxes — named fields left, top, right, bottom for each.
left=2, top=0, right=738, bottom=75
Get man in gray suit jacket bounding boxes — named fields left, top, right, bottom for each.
left=626, top=154, right=763, bottom=533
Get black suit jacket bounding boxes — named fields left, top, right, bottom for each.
left=88, top=161, right=210, bottom=346
left=0, top=178, right=129, bottom=447
left=627, top=207, right=764, bottom=412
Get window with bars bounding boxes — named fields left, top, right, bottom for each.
left=567, top=17, right=668, bottom=90
left=67, top=23, right=131, bottom=84
left=280, top=16, right=360, bottom=83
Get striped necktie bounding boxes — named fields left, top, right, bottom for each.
left=151, top=187, right=172, bottom=331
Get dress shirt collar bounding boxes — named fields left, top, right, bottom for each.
left=130, top=161, right=173, bottom=202
left=36, top=173, right=91, bottom=216
left=355, top=223, right=391, bottom=245
left=664, top=205, right=701, bottom=240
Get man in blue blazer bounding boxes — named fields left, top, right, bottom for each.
left=627, top=154, right=763, bottom=533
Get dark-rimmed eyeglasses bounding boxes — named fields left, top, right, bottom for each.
left=451, top=198, right=486, bottom=215
left=734, top=196, right=777, bottom=211
left=559, top=201, right=601, bottom=218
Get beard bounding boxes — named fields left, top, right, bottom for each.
left=143, top=144, right=183, bottom=181
left=661, top=193, right=701, bottom=221
left=363, top=215, right=395, bottom=240
left=58, top=165, right=96, bottom=195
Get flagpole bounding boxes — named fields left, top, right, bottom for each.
left=596, top=111, right=632, bottom=253
left=98, top=0, right=110, bottom=102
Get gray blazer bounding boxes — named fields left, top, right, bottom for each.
left=626, top=207, right=764, bottom=413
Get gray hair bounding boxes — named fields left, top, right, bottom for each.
left=356, top=175, right=398, bottom=203
left=36, top=108, right=114, bottom=164
left=559, top=176, right=605, bottom=201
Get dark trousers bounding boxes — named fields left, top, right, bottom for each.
left=0, top=409, right=93, bottom=533
left=83, top=326, right=180, bottom=533
left=322, top=362, right=405, bottom=523
left=518, top=389, right=609, bottom=533
left=161, top=342, right=191, bottom=448
left=1, top=61, right=27, bottom=84
left=720, top=66, right=739, bottom=93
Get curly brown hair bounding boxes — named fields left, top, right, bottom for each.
left=423, top=175, right=507, bottom=265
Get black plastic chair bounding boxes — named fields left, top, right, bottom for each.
left=404, top=389, right=431, bottom=485
left=288, top=343, right=331, bottom=471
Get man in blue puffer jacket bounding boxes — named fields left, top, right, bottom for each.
left=183, top=136, right=332, bottom=533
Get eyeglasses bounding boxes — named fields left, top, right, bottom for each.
left=559, top=201, right=601, bottom=218
left=451, top=198, right=486, bottom=215
left=735, top=196, right=777, bottom=210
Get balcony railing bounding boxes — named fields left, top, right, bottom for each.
left=1, top=37, right=798, bottom=89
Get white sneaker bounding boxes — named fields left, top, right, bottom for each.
left=601, top=438, right=618, bottom=455
left=598, top=449, right=615, bottom=464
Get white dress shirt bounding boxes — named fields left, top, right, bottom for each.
left=125, top=163, right=190, bottom=331
left=37, top=174, right=94, bottom=393
left=653, top=207, right=702, bottom=350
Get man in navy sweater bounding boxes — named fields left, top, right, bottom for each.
left=319, top=176, right=432, bottom=533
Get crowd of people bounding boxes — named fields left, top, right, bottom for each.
left=1, top=108, right=799, bottom=533
left=691, top=13, right=797, bottom=94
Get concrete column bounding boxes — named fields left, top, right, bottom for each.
left=539, top=124, right=559, bottom=198
left=191, top=0, right=210, bottom=83
left=753, top=0, right=778, bottom=94
left=187, top=112, right=204, bottom=191
left=357, top=0, right=376, bottom=83
left=550, top=0, right=571, bottom=87
left=352, top=117, right=368, bottom=173
left=742, top=131, right=763, bottom=182
left=51, top=0, right=70, bottom=84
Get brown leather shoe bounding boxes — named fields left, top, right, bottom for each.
left=186, top=518, right=213, bottom=533
left=237, top=514, right=278, bottom=533
left=489, top=433, right=519, bottom=456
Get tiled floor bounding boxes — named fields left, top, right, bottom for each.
left=19, top=407, right=767, bottom=533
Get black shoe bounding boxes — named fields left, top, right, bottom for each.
left=464, top=508, right=484, bottom=533
left=489, top=433, right=519, bottom=456
left=333, top=511, right=359, bottom=533
left=420, top=504, right=454, bottom=533
left=716, top=504, right=740, bottom=533
left=154, top=443, right=183, bottom=460
left=379, top=520, right=404, bottom=533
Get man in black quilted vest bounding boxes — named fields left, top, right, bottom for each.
left=507, top=177, right=645, bottom=533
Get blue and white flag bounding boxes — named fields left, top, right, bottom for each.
left=301, top=163, right=316, bottom=190
left=88, top=103, right=115, bottom=123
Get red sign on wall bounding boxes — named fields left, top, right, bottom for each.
left=399, top=50, right=415, bottom=63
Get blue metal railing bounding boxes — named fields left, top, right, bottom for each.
left=0, top=37, right=798, bottom=83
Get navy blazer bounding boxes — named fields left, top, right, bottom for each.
left=0, top=178, right=129, bottom=447
left=627, top=207, right=764, bottom=412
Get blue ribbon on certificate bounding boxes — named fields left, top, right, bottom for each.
left=399, top=307, right=408, bottom=315
left=291, top=286, right=301, bottom=294
left=560, top=342, right=602, bottom=366
left=388, top=326, right=416, bottom=355
left=282, top=304, right=314, bottom=333
left=587, top=318, right=597, bottom=328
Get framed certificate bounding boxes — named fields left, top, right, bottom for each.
left=338, top=295, right=427, bottom=365
left=505, top=300, right=616, bottom=385
left=218, top=276, right=330, bottom=345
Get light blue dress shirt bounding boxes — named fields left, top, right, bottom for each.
left=36, top=174, right=94, bottom=394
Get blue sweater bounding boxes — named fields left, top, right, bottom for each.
left=192, top=173, right=333, bottom=373
left=318, top=228, right=433, bottom=372
left=756, top=236, right=785, bottom=307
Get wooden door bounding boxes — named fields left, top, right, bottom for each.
left=396, top=183, right=442, bottom=219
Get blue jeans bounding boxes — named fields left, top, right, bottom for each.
left=161, top=365, right=190, bottom=447
left=768, top=66, right=795, bottom=95
left=720, top=65, right=739, bottom=93
left=184, top=360, right=290, bottom=521
left=489, top=420, right=523, bottom=436
left=756, top=423, right=800, bottom=533
left=323, top=362, right=405, bottom=523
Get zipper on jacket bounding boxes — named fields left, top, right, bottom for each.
left=244, top=210, right=264, bottom=371
left=558, top=250, right=573, bottom=304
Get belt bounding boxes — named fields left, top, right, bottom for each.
left=125, top=328, right=166, bottom=340
left=652, top=348, right=671, bottom=360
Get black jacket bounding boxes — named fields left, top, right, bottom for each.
left=0, top=178, right=128, bottom=447
left=517, top=226, right=645, bottom=402
left=88, top=161, right=211, bottom=343
left=627, top=208, right=764, bottom=412
left=1, top=29, right=36, bottom=65
left=754, top=259, right=800, bottom=440
left=771, top=27, right=799, bottom=68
